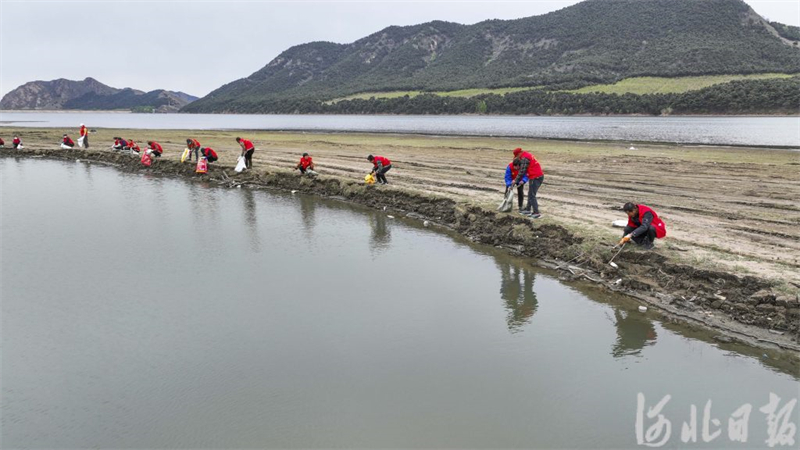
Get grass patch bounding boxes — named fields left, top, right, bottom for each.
left=327, top=86, right=541, bottom=103
left=565, top=73, right=793, bottom=95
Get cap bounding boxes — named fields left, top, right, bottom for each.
left=513, top=147, right=522, bottom=156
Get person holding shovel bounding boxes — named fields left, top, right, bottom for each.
left=619, top=202, right=667, bottom=250
left=504, top=158, right=528, bottom=213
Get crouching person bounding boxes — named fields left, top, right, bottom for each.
left=619, top=202, right=667, bottom=250
left=367, top=154, right=391, bottom=184
left=201, top=147, right=218, bottom=163
left=295, top=152, right=317, bottom=175
left=504, top=158, right=528, bottom=212
left=146, top=141, right=163, bottom=158
left=61, top=134, right=75, bottom=149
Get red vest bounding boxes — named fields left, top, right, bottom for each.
left=189, top=138, right=201, bottom=149
left=204, top=148, right=218, bottom=159
left=13, top=137, right=21, bottom=145
left=300, top=156, right=313, bottom=169
left=64, top=137, right=74, bottom=145
left=372, top=156, right=391, bottom=167
left=150, top=142, right=163, bottom=153
left=507, top=162, right=520, bottom=180
left=80, top=126, right=87, bottom=137
left=241, top=139, right=254, bottom=151
left=628, top=204, right=667, bottom=239
left=520, top=152, right=544, bottom=179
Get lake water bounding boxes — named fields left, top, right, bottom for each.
left=1, top=111, right=798, bottom=147
left=1, top=156, right=798, bottom=448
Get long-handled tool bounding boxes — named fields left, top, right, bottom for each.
left=608, top=243, right=626, bottom=268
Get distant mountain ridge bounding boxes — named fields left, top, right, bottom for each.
left=184, top=0, right=800, bottom=114
left=0, top=77, right=197, bottom=112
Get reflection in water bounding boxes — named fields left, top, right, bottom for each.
left=611, top=308, right=657, bottom=357
left=498, top=262, right=538, bottom=332
left=298, top=194, right=316, bottom=238
left=369, top=213, right=392, bottom=255
left=240, top=188, right=261, bottom=252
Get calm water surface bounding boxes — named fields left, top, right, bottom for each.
left=1, top=156, right=798, bottom=448
left=1, top=111, right=798, bottom=147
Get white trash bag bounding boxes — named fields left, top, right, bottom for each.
left=77, top=136, right=85, bottom=147
left=498, top=188, right=514, bottom=213
left=234, top=155, right=247, bottom=173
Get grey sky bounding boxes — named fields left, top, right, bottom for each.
left=1, top=0, right=798, bottom=99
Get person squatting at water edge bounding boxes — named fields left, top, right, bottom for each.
left=79, top=123, right=89, bottom=148
left=128, top=139, right=141, bottom=153
left=505, top=158, right=529, bottom=211
left=368, top=154, right=392, bottom=184
left=13, top=136, right=23, bottom=149
left=201, top=147, right=218, bottom=163
left=186, top=138, right=202, bottom=162
left=147, top=141, right=163, bottom=158
left=512, top=147, right=544, bottom=219
left=295, top=152, right=317, bottom=176
left=236, top=137, right=255, bottom=170
left=0, top=137, right=4, bottom=148
left=61, top=134, right=75, bottom=149
left=619, top=202, right=667, bottom=250
left=112, top=137, right=128, bottom=150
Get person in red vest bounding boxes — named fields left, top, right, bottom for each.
left=511, top=147, right=544, bottom=218
left=504, top=158, right=528, bottom=212
left=201, top=147, right=218, bottom=163
left=186, top=138, right=202, bottom=162
left=619, top=202, right=667, bottom=250
left=12, top=136, right=22, bottom=149
left=147, top=141, right=163, bottom=158
left=0, top=137, right=5, bottom=148
left=368, top=154, right=392, bottom=184
left=128, top=139, right=141, bottom=153
left=236, top=137, right=255, bottom=169
left=61, top=134, right=75, bottom=149
left=79, top=123, right=89, bottom=148
left=295, top=152, right=315, bottom=174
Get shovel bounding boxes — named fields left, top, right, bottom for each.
left=608, top=243, right=626, bottom=268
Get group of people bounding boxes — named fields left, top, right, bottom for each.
left=8, top=129, right=667, bottom=249
left=0, top=136, right=24, bottom=149
left=59, top=124, right=90, bottom=150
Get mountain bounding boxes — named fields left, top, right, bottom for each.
left=183, top=0, right=800, bottom=114
left=0, top=78, right=197, bottom=112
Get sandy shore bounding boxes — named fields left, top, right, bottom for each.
left=3, top=127, right=799, bottom=348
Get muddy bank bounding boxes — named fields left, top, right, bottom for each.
left=3, top=147, right=798, bottom=351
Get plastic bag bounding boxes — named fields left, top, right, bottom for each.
left=77, top=136, right=85, bottom=147
left=141, top=151, right=152, bottom=167
left=234, top=155, right=246, bottom=173
left=181, top=148, right=190, bottom=163
left=196, top=157, right=208, bottom=174
left=498, top=188, right=514, bottom=212
left=364, top=173, right=376, bottom=184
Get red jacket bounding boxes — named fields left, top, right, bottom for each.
left=0, top=138, right=5, bottom=145
left=149, top=142, right=163, bottom=154
left=129, top=140, right=140, bottom=152
left=80, top=126, right=87, bottom=137
left=63, top=136, right=75, bottom=146
left=299, top=155, right=313, bottom=169
left=203, top=148, right=218, bottom=159
left=513, top=149, right=543, bottom=179
left=13, top=137, right=21, bottom=145
left=372, top=156, right=391, bottom=168
left=240, top=139, right=254, bottom=151
left=189, top=138, right=201, bottom=149
left=627, top=204, right=667, bottom=239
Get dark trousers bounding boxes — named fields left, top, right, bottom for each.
left=189, top=147, right=199, bottom=161
left=623, top=225, right=657, bottom=246
left=525, top=176, right=544, bottom=213
left=376, top=164, right=392, bottom=183
left=244, top=149, right=254, bottom=169
left=81, top=134, right=89, bottom=148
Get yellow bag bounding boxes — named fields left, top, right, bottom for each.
left=180, top=148, right=190, bottom=163
left=364, top=173, right=376, bottom=184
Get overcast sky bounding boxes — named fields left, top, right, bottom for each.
left=1, top=0, right=798, bottom=99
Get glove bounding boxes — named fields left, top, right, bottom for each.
left=619, top=235, right=631, bottom=246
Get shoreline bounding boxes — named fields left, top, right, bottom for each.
left=2, top=130, right=799, bottom=351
